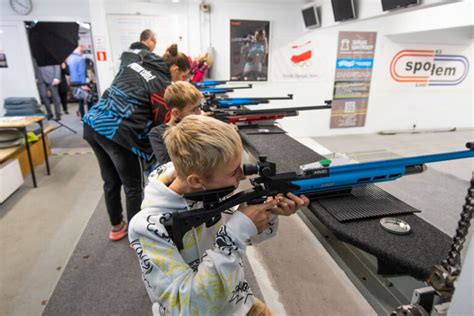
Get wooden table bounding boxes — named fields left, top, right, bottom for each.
left=0, top=116, right=50, bottom=187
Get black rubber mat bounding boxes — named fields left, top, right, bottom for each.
left=239, top=125, right=325, bottom=173
left=317, top=185, right=420, bottom=222
left=239, top=126, right=452, bottom=280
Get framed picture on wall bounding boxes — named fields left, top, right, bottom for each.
left=230, top=19, right=270, bottom=81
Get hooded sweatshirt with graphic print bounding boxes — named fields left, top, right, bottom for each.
left=128, top=163, right=278, bottom=316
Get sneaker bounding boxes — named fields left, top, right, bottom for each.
left=109, top=222, right=128, bottom=241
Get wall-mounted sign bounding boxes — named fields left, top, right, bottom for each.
left=330, top=31, right=377, bottom=129
left=96, top=51, right=107, bottom=61
left=390, top=49, right=469, bottom=86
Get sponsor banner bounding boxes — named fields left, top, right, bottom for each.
left=390, top=49, right=469, bottom=87
left=272, top=37, right=320, bottom=81
left=334, top=81, right=371, bottom=99
left=336, top=58, right=374, bottom=69
left=330, top=99, right=368, bottom=128
left=335, top=69, right=372, bottom=81
left=330, top=31, right=377, bottom=129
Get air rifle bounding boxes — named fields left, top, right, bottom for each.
left=209, top=103, right=332, bottom=125
left=199, top=84, right=253, bottom=95
left=194, top=80, right=230, bottom=88
left=203, top=94, right=294, bottom=111
left=162, top=143, right=474, bottom=249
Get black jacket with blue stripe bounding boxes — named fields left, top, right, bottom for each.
left=83, top=45, right=170, bottom=160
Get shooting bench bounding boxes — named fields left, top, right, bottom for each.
left=239, top=125, right=452, bottom=310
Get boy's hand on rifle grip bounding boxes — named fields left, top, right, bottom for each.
left=240, top=199, right=278, bottom=233
left=268, top=193, right=309, bottom=216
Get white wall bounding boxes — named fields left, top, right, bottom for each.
left=216, top=0, right=473, bottom=137
left=94, top=0, right=201, bottom=92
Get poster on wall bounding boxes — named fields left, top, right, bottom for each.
left=330, top=31, right=377, bottom=129
left=230, top=20, right=270, bottom=81
left=272, top=37, right=321, bottom=82
left=389, top=47, right=470, bottom=88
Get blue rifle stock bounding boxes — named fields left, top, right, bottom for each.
left=162, top=143, right=474, bottom=249
left=203, top=94, right=294, bottom=111
left=200, top=84, right=253, bottom=95
left=194, top=80, right=230, bottom=87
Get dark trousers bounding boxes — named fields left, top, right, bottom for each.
left=83, top=125, right=144, bottom=226
left=59, top=90, right=68, bottom=112
left=38, top=81, right=61, bottom=119
left=78, top=99, right=85, bottom=118
left=78, top=100, right=95, bottom=118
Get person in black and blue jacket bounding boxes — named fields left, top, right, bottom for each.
left=83, top=41, right=190, bottom=241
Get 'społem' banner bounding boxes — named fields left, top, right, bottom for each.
left=390, top=49, right=469, bottom=87
left=330, top=31, right=377, bottom=128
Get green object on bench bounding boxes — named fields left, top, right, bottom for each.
left=27, top=132, right=39, bottom=143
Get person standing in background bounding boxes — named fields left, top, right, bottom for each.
left=58, top=62, right=70, bottom=114
left=35, top=60, right=62, bottom=121
left=189, top=52, right=209, bottom=83
left=83, top=42, right=190, bottom=241
left=84, top=58, right=98, bottom=111
left=67, top=46, right=88, bottom=118
left=120, top=29, right=157, bottom=67
left=242, top=29, right=268, bottom=80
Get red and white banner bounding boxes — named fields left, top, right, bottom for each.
left=272, top=37, right=320, bottom=82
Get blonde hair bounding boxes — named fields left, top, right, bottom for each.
left=164, top=81, right=202, bottom=111
left=164, top=115, right=243, bottom=180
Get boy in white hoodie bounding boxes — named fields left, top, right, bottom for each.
left=129, top=115, right=309, bottom=316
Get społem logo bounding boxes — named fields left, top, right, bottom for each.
left=390, top=49, right=469, bottom=86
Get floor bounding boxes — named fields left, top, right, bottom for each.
left=0, top=106, right=472, bottom=315
left=0, top=106, right=103, bottom=316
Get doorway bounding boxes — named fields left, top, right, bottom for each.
left=25, top=21, right=98, bottom=122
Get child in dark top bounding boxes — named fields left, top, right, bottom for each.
left=148, top=81, right=202, bottom=165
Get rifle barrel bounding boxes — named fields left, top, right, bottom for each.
left=330, top=150, right=473, bottom=175
left=218, top=94, right=292, bottom=102
left=224, top=105, right=331, bottom=115
left=290, top=149, right=474, bottom=194
left=195, top=80, right=229, bottom=87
